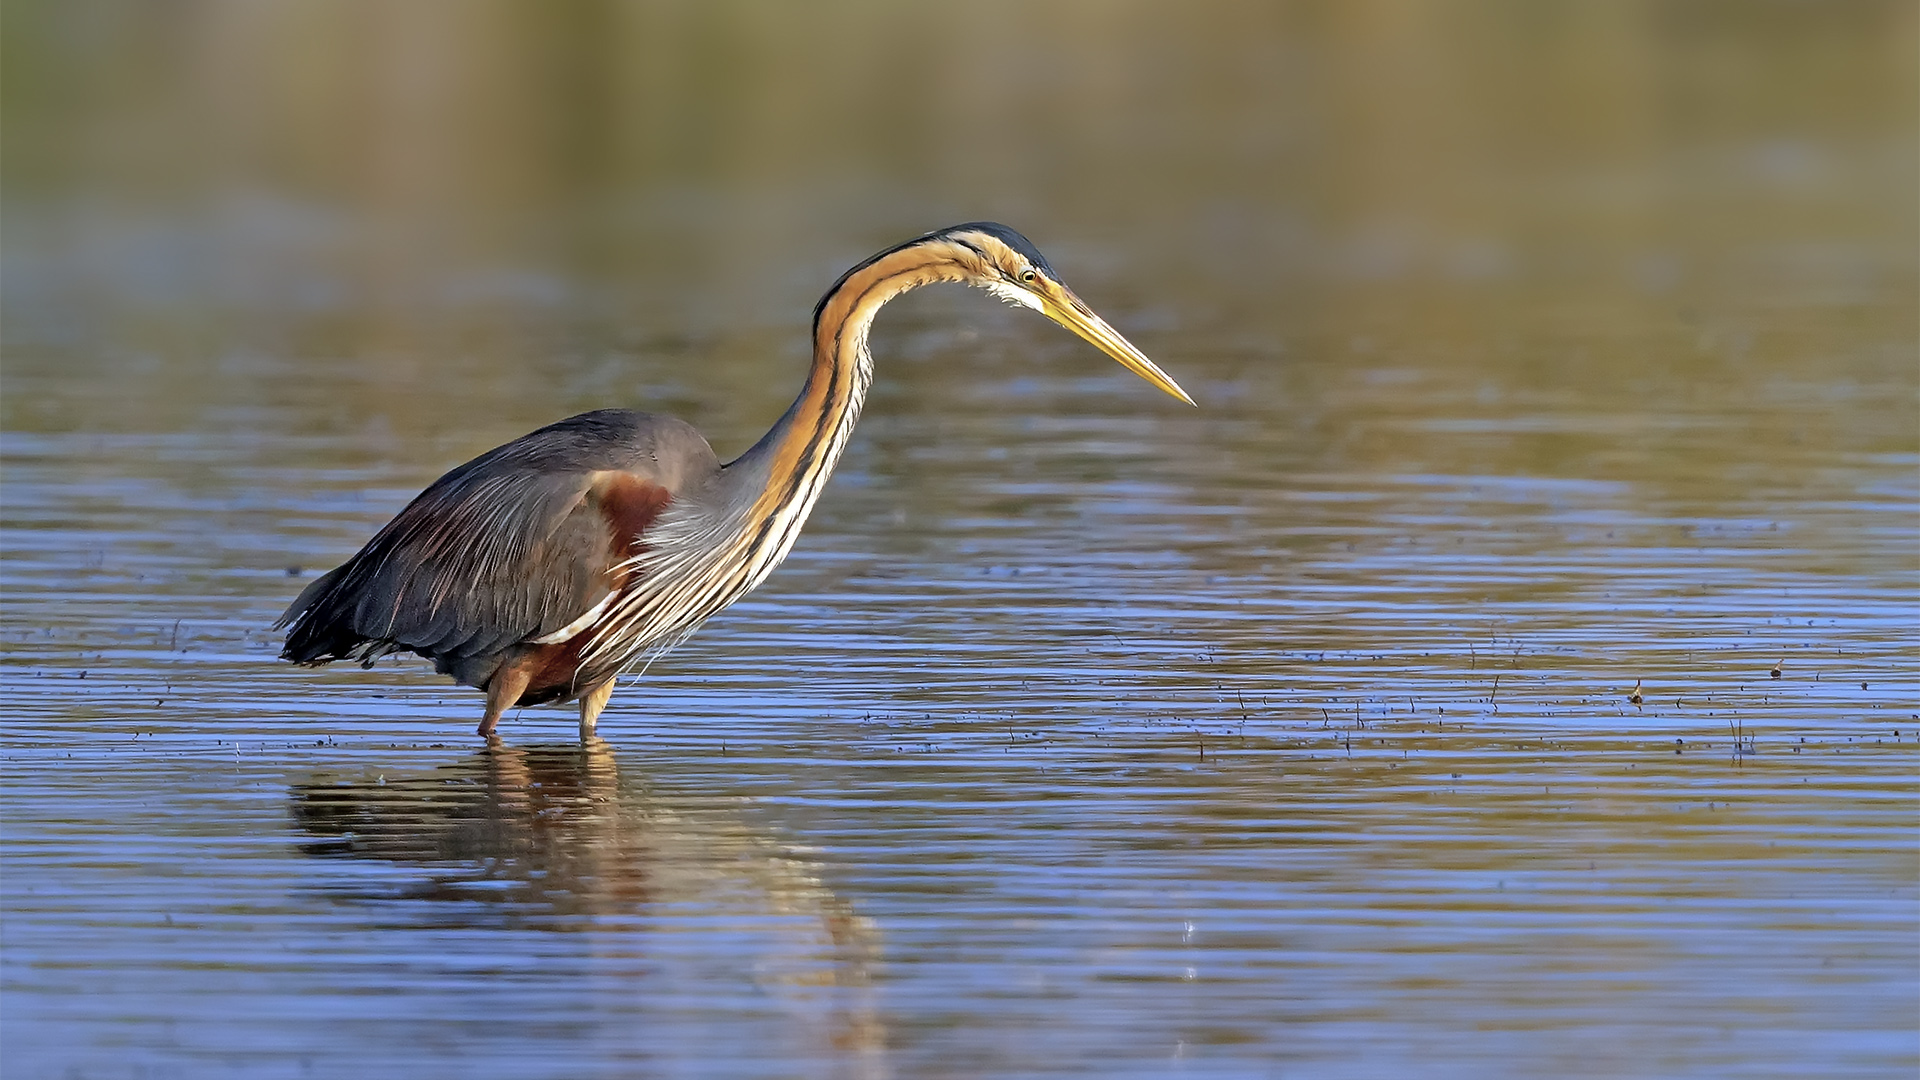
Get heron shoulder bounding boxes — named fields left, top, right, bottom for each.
left=446, top=409, right=721, bottom=495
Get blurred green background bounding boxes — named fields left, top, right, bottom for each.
left=5, top=0, right=1912, bottom=466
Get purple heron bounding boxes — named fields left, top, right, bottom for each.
left=277, top=223, right=1192, bottom=738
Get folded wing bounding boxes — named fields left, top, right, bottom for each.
left=277, top=410, right=717, bottom=689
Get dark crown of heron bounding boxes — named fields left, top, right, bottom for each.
left=811, top=222, right=1056, bottom=337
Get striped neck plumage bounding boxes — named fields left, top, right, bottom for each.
left=577, top=238, right=975, bottom=680
left=741, top=239, right=973, bottom=521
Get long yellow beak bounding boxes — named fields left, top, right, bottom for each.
left=1038, top=284, right=1195, bottom=406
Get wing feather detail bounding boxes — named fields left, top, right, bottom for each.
left=277, top=410, right=716, bottom=686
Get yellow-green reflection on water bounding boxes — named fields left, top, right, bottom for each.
left=2, top=3, right=1914, bottom=1078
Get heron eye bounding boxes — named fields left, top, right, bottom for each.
left=1019, top=269, right=1037, bottom=284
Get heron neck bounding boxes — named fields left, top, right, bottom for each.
left=727, top=243, right=967, bottom=516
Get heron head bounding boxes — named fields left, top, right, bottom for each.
left=937, top=223, right=1195, bottom=406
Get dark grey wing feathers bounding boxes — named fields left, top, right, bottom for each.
left=278, top=409, right=717, bottom=675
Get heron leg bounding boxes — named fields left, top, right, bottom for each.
left=578, top=679, right=615, bottom=740
left=478, top=662, right=534, bottom=738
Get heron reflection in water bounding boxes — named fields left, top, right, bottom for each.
left=277, top=224, right=1192, bottom=737
left=291, top=741, right=634, bottom=907
left=291, top=741, right=884, bottom=1058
